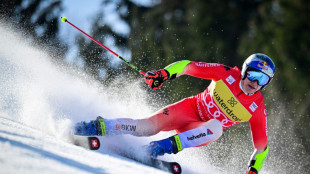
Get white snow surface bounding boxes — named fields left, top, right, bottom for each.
left=0, top=22, right=221, bottom=174
left=0, top=116, right=167, bottom=174
left=0, top=115, right=219, bottom=174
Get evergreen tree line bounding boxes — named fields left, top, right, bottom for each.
left=1, top=0, right=309, bottom=172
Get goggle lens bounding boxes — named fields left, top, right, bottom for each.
left=247, top=71, right=270, bottom=86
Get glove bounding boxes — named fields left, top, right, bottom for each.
left=246, top=146, right=269, bottom=174
left=144, top=69, right=169, bottom=90
left=246, top=167, right=258, bottom=174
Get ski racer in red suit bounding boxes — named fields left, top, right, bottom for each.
left=75, top=53, right=276, bottom=174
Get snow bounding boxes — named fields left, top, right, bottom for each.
left=0, top=116, right=168, bottom=174
left=0, top=23, right=220, bottom=173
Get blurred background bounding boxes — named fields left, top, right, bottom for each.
left=0, top=0, right=309, bottom=173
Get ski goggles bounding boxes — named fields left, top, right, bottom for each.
left=246, top=71, right=270, bottom=86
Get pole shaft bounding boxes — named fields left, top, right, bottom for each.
left=64, top=19, right=145, bottom=76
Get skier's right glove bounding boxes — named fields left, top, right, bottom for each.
left=144, top=69, right=170, bottom=90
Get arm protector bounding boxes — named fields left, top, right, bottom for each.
left=248, top=146, right=269, bottom=173
left=164, top=60, right=191, bottom=79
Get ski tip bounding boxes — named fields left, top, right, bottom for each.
left=170, top=162, right=182, bottom=174
left=88, top=137, right=100, bottom=150
left=61, top=16, right=67, bottom=22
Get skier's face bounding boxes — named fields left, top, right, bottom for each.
left=241, top=78, right=262, bottom=94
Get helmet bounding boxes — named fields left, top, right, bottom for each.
left=241, top=53, right=275, bottom=89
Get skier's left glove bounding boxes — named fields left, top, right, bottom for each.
left=144, top=69, right=170, bottom=90
left=246, top=146, right=269, bottom=174
left=246, top=168, right=257, bottom=174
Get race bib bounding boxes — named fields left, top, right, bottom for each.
left=210, top=80, right=252, bottom=122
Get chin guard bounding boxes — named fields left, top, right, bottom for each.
left=248, top=146, right=269, bottom=173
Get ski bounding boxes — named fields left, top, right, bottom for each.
left=72, top=135, right=100, bottom=150
left=72, top=135, right=182, bottom=174
left=116, top=149, right=182, bottom=174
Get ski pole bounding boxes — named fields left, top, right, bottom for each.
left=61, top=16, right=146, bottom=76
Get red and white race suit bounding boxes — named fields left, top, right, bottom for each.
left=149, top=62, right=267, bottom=149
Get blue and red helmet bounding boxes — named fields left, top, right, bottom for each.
left=241, top=53, right=276, bottom=89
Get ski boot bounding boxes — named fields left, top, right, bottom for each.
left=74, top=116, right=106, bottom=136
left=147, top=135, right=183, bottom=158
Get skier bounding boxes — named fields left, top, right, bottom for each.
left=75, top=53, right=275, bottom=174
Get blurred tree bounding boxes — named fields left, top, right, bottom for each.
left=76, top=0, right=136, bottom=84
left=0, top=0, right=67, bottom=59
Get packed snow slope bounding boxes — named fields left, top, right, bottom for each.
left=0, top=115, right=169, bottom=174
left=0, top=22, right=223, bottom=173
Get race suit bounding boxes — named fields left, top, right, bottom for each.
left=101, top=61, right=268, bottom=150
left=148, top=61, right=268, bottom=150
